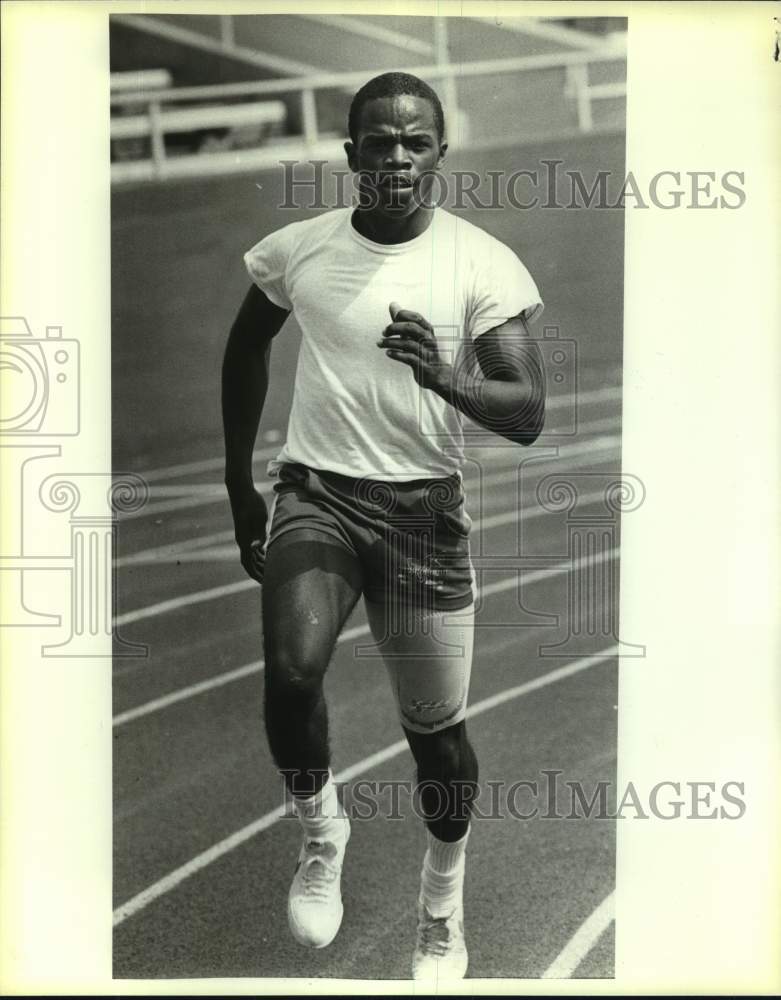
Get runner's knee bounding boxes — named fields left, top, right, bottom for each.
left=407, top=721, right=473, bottom=776
left=264, top=643, right=329, bottom=702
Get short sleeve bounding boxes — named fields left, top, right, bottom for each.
left=243, top=225, right=296, bottom=311
left=468, top=239, right=543, bottom=339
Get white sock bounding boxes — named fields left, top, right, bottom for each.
left=420, top=827, right=470, bottom=917
left=292, top=772, right=347, bottom=850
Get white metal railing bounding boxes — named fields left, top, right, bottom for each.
left=563, top=63, right=626, bottom=133
left=111, top=42, right=626, bottom=183
left=113, top=13, right=322, bottom=79
left=112, top=101, right=286, bottom=140
left=301, top=13, right=435, bottom=57
left=470, top=15, right=611, bottom=50
left=110, top=45, right=626, bottom=108
left=110, top=69, right=172, bottom=93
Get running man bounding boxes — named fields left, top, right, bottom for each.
left=222, top=72, right=545, bottom=980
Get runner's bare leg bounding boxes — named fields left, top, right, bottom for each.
left=263, top=528, right=363, bottom=799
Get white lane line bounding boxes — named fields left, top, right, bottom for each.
left=112, top=621, right=367, bottom=727
left=122, top=433, right=617, bottom=521
left=115, top=579, right=254, bottom=627
left=134, top=386, right=623, bottom=484
left=145, top=420, right=623, bottom=503
left=541, top=890, right=615, bottom=978
left=113, top=548, right=618, bottom=727
left=121, top=489, right=264, bottom=521
left=122, top=421, right=622, bottom=521
left=143, top=444, right=283, bottom=484
left=113, top=660, right=261, bottom=726
left=124, top=467, right=619, bottom=567
left=116, top=430, right=620, bottom=567
left=147, top=485, right=227, bottom=498
left=113, top=647, right=615, bottom=927
left=116, top=528, right=235, bottom=568
left=118, top=432, right=623, bottom=567
left=114, top=474, right=621, bottom=627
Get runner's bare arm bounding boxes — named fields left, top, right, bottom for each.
left=379, top=305, right=546, bottom=446
left=222, top=285, right=289, bottom=582
left=222, top=285, right=289, bottom=491
left=467, top=314, right=546, bottom=445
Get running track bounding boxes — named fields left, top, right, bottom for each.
left=112, top=133, right=626, bottom=980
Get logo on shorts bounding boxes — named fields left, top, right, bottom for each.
left=397, top=556, right=444, bottom=588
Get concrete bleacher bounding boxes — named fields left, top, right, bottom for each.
left=109, top=13, right=626, bottom=183
left=111, top=13, right=626, bottom=87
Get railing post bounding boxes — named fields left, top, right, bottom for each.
left=301, top=88, right=318, bottom=148
left=570, top=63, right=593, bottom=133
left=220, top=14, right=235, bottom=49
left=148, top=100, right=166, bottom=178
left=434, top=17, right=460, bottom=141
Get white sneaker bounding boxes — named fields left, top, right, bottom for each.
left=412, top=898, right=468, bottom=980
left=287, top=816, right=350, bottom=948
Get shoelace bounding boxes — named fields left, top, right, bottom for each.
left=299, top=841, right=339, bottom=901
left=417, top=909, right=460, bottom=958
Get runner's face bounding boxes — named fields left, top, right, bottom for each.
left=347, top=95, right=446, bottom=218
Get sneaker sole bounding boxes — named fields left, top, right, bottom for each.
left=412, top=956, right=469, bottom=981
left=287, top=816, right=350, bottom=949
left=288, top=897, right=344, bottom=949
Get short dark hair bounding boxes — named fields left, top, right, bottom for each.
left=348, top=72, right=445, bottom=143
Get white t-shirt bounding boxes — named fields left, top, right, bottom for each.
left=244, top=207, right=543, bottom=481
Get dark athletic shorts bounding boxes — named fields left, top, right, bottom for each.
left=263, top=462, right=475, bottom=612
